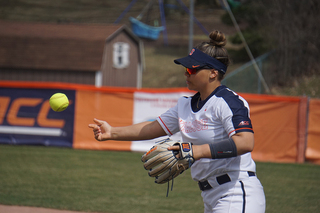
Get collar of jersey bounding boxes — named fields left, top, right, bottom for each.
left=191, top=85, right=227, bottom=112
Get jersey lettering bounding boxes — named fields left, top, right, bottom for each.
left=179, top=118, right=208, bottom=133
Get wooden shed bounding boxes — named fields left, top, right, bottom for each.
left=0, top=21, right=144, bottom=88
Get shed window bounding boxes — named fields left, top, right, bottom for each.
left=113, top=42, right=130, bottom=69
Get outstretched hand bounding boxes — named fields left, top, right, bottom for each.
left=88, top=118, right=112, bottom=141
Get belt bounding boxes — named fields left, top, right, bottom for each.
left=198, top=171, right=256, bottom=191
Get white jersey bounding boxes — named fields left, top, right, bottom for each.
left=157, top=85, right=256, bottom=182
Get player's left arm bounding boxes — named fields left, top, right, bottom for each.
left=230, top=131, right=254, bottom=154
left=168, top=131, right=254, bottom=160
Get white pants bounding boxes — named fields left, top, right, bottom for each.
left=201, top=172, right=266, bottom=213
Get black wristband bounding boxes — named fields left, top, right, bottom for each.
left=209, top=138, right=237, bottom=159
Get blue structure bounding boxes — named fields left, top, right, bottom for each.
left=129, top=17, right=164, bottom=40
left=114, top=0, right=209, bottom=44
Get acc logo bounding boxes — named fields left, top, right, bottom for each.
left=0, top=96, right=69, bottom=128
left=189, top=48, right=195, bottom=55
left=239, top=121, right=250, bottom=126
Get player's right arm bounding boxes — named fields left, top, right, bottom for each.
left=88, top=118, right=166, bottom=141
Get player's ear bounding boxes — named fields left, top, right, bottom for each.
left=209, top=69, right=218, bottom=79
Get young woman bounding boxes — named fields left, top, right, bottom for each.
left=89, top=30, right=266, bottom=213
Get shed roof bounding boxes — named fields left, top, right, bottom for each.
left=0, top=21, right=137, bottom=71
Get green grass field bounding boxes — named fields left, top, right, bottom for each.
left=1, top=145, right=320, bottom=213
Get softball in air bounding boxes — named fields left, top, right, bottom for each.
left=49, top=93, right=69, bottom=112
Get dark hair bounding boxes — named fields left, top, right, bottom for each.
left=195, top=30, right=230, bottom=81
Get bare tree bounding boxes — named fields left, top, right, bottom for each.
left=265, top=0, right=320, bottom=85
left=230, top=0, right=320, bottom=86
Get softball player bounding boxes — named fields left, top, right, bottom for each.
left=89, top=30, right=265, bottom=213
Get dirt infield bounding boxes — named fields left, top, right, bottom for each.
left=0, top=205, right=94, bottom=213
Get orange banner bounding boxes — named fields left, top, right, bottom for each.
left=2, top=81, right=320, bottom=164
left=242, top=94, right=303, bottom=163
left=73, top=89, right=134, bottom=151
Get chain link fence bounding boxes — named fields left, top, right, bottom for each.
left=222, top=52, right=271, bottom=94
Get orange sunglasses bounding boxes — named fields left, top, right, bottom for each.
left=185, top=66, right=211, bottom=75
left=185, top=67, right=201, bottom=75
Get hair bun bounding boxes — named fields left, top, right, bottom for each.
left=209, top=30, right=227, bottom=47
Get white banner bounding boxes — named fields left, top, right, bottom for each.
left=131, top=91, right=194, bottom=152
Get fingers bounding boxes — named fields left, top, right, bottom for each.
left=89, top=125, right=101, bottom=140
left=88, top=123, right=98, bottom=129
left=167, top=145, right=180, bottom=151
left=93, top=118, right=104, bottom=126
left=88, top=118, right=112, bottom=141
left=167, top=145, right=181, bottom=158
left=88, top=124, right=101, bottom=134
left=88, top=118, right=103, bottom=141
left=88, top=118, right=104, bottom=129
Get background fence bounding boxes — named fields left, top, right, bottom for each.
left=1, top=81, right=319, bottom=164
left=222, top=53, right=271, bottom=94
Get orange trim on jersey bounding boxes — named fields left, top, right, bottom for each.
left=158, top=116, right=173, bottom=135
left=228, top=128, right=253, bottom=136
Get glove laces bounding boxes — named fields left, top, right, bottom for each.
left=166, top=174, right=175, bottom=197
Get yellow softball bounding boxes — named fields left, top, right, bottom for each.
left=49, top=93, right=69, bottom=112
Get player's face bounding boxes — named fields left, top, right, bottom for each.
left=184, top=68, right=213, bottom=91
